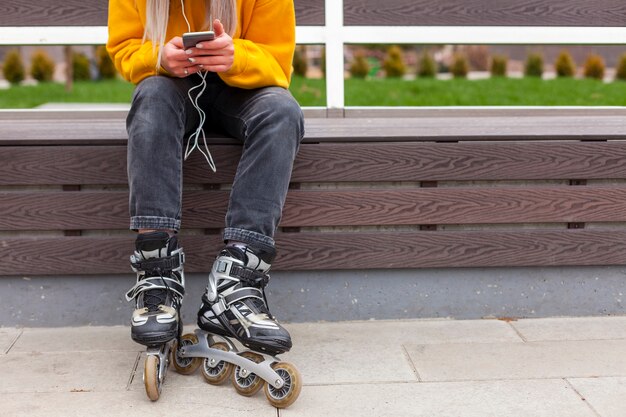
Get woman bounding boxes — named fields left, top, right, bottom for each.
left=107, top=0, right=303, bottom=358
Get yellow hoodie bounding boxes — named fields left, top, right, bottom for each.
left=107, top=0, right=295, bottom=88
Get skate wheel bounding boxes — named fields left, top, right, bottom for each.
left=144, top=355, right=161, bottom=401
left=201, top=342, right=233, bottom=385
left=171, top=333, right=201, bottom=375
left=264, top=361, right=302, bottom=409
left=231, top=351, right=264, bottom=396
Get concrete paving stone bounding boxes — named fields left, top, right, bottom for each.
left=0, top=328, right=22, bottom=354
left=0, top=351, right=138, bottom=393
left=280, top=319, right=522, bottom=385
left=280, top=379, right=595, bottom=417
left=287, top=319, right=523, bottom=345
left=11, top=326, right=139, bottom=353
left=511, top=316, right=626, bottom=342
left=568, top=377, right=626, bottom=417
left=0, top=388, right=275, bottom=417
left=405, top=340, right=626, bottom=382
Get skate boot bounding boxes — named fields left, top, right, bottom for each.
left=173, top=244, right=302, bottom=408
left=125, top=231, right=185, bottom=401
left=199, top=244, right=292, bottom=354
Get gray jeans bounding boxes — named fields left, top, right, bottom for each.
left=126, top=73, right=304, bottom=252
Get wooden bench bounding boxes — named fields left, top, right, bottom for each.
left=3, top=1, right=626, bottom=277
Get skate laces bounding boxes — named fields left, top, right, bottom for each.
left=137, top=243, right=177, bottom=312
left=143, top=287, right=168, bottom=312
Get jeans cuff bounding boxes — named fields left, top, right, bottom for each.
left=130, top=216, right=181, bottom=232
left=223, top=227, right=275, bottom=251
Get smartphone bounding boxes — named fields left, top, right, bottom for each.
left=182, top=31, right=215, bottom=49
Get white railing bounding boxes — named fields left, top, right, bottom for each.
left=2, top=0, right=626, bottom=109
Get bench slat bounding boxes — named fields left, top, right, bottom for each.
left=3, top=116, right=626, bottom=145
left=344, top=0, right=626, bottom=27
left=4, top=141, right=626, bottom=186
left=4, top=186, right=626, bottom=230
left=4, top=229, right=626, bottom=275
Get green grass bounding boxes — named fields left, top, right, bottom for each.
left=3, top=76, right=626, bottom=108
left=0, top=79, right=135, bottom=108
left=344, top=77, right=626, bottom=106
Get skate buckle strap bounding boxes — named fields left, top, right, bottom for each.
left=229, top=264, right=270, bottom=287
left=125, top=276, right=185, bottom=302
left=211, top=287, right=264, bottom=316
left=224, top=287, right=264, bottom=306
left=130, top=250, right=185, bottom=273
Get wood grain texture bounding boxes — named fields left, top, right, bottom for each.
left=0, top=0, right=107, bottom=26
left=280, top=187, right=626, bottom=226
left=344, top=0, right=626, bottom=27
left=3, top=0, right=623, bottom=28
left=5, top=141, right=626, bottom=186
left=294, top=0, right=325, bottom=26
left=3, top=115, right=626, bottom=145
left=0, top=0, right=324, bottom=26
left=291, top=141, right=626, bottom=182
left=4, top=229, right=626, bottom=275
left=4, top=186, right=626, bottom=230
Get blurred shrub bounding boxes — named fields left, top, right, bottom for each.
left=383, top=45, right=406, bottom=78
left=3, top=49, right=25, bottom=85
left=555, top=50, right=576, bottom=78
left=490, top=55, right=508, bottom=77
left=524, top=53, right=544, bottom=78
left=30, top=49, right=55, bottom=82
left=292, top=45, right=308, bottom=77
left=450, top=53, right=469, bottom=78
left=616, top=54, right=626, bottom=81
left=95, top=45, right=116, bottom=79
left=417, top=51, right=437, bottom=78
left=349, top=53, right=370, bottom=78
left=72, top=52, right=91, bottom=81
left=583, top=54, right=605, bottom=80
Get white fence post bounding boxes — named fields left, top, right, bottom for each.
left=324, top=0, right=345, bottom=109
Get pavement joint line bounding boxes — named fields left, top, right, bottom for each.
left=564, top=378, right=603, bottom=417
left=4, top=349, right=146, bottom=355
left=301, top=376, right=626, bottom=387
left=506, top=321, right=529, bottom=343
left=126, top=352, right=141, bottom=391
left=412, top=375, right=626, bottom=384
left=5, top=328, right=24, bottom=354
left=401, top=344, right=422, bottom=382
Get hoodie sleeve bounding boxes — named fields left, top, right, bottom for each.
left=106, top=0, right=164, bottom=84
left=219, top=0, right=296, bottom=89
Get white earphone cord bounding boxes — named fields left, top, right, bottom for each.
left=181, top=0, right=217, bottom=173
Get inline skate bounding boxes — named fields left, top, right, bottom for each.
left=125, top=231, right=185, bottom=401
left=172, top=244, right=301, bottom=408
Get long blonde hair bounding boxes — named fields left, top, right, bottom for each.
left=143, top=0, right=237, bottom=68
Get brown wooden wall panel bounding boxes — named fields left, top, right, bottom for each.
left=294, top=0, right=325, bottom=26
left=281, top=187, right=626, bottom=226
left=344, top=0, right=626, bottom=27
left=4, top=0, right=624, bottom=28
left=0, top=0, right=324, bottom=27
left=4, top=186, right=626, bottom=231
left=4, top=141, right=626, bottom=186
left=0, top=0, right=107, bottom=26
left=4, top=229, right=626, bottom=275
left=291, top=141, right=626, bottom=183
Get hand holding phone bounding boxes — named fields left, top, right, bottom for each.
left=182, top=31, right=215, bottom=49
